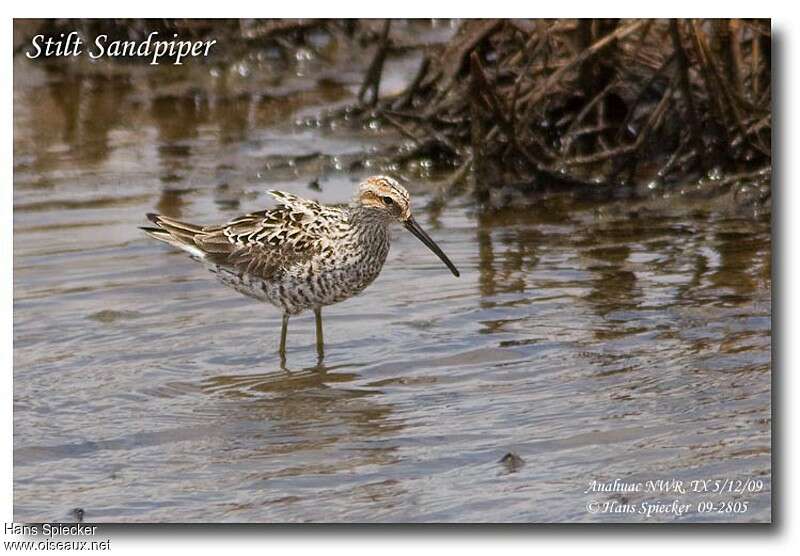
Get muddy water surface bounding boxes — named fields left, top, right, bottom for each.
left=13, top=38, right=771, bottom=522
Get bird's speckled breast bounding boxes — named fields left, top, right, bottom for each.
left=213, top=213, right=391, bottom=315
left=276, top=224, right=390, bottom=314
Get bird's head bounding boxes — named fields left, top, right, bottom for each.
left=356, top=175, right=412, bottom=221
left=356, top=175, right=459, bottom=277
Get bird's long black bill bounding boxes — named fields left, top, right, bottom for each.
left=404, top=217, right=460, bottom=277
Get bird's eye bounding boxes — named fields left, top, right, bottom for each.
left=382, top=196, right=394, bottom=206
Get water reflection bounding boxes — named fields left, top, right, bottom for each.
left=476, top=209, right=544, bottom=303
left=45, top=69, right=135, bottom=165
left=710, top=222, right=771, bottom=302
left=201, top=360, right=360, bottom=396
left=475, top=205, right=770, bottom=327
left=200, top=361, right=404, bottom=481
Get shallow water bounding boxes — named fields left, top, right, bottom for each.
left=13, top=34, right=771, bottom=523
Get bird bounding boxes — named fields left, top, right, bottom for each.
left=141, top=175, right=460, bottom=360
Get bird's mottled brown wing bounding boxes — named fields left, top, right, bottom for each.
left=193, top=191, right=346, bottom=279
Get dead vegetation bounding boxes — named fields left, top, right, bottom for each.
left=342, top=19, right=771, bottom=206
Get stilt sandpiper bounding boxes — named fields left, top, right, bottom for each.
left=141, top=175, right=459, bottom=359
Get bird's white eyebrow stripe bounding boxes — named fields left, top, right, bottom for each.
left=385, top=180, right=408, bottom=200
left=363, top=176, right=409, bottom=203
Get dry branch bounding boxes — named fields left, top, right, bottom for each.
left=336, top=18, right=771, bottom=203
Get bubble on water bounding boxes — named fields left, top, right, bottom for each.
left=368, top=119, right=382, bottom=131
left=295, top=48, right=314, bottom=62
left=209, top=68, right=221, bottom=78
left=647, top=180, right=659, bottom=190
left=707, top=166, right=723, bottom=181
left=298, top=117, right=320, bottom=128
left=233, top=62, right=251, bottom=78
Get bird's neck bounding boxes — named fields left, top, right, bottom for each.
left=349, top=205, right=393, bottom=231
left=348, top=206, right=391, bottom=263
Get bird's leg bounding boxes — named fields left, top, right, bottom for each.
left=314, top=307, right=324, bottom=360
left=279, top=313, right=289, bottom=361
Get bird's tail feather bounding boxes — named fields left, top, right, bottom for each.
left=140, top=214, right=207, bottom=259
